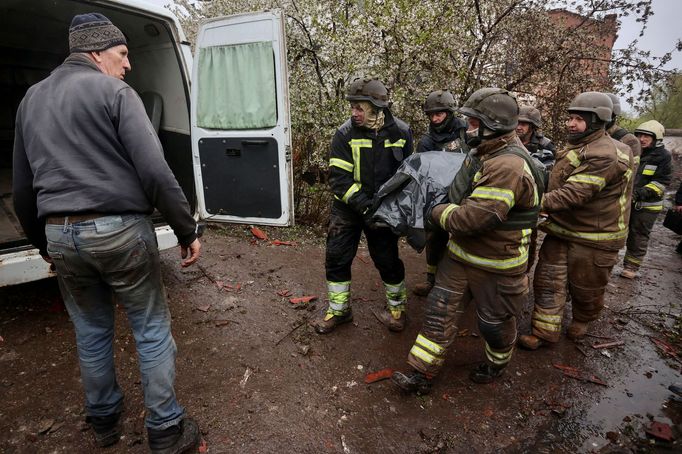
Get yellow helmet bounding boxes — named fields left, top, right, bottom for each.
left=634, top=120, right=665, bottom=144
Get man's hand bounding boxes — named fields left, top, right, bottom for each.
left=674, top=204, right=682, bottom=214
left=180, top=238, right=201, bottom=267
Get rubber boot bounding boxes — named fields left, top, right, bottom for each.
left=86, top=412, right=122, bottom=447
left=148, top=418, right=200, bottom=454
left=391, top=370, right=432, bottom=395
left=567, top=321, right=588, bottom=340
left=311, top=308, right=353, bottom=334
left=373, top=307, right=406, bottom=332
left=517, top=334, right=546, bottom=350
left=469, top=363, right=506, bottom=384
left=620, top=267, right=637, bottom=279
left=412, top=273, right=435, bottom=296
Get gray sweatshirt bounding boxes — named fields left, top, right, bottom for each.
left=13, top=54, right=196, bottom=254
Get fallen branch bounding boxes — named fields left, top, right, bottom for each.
left=553, top=364, right=607, bottom=386
left=591, top=340, right=624, bottom=349
left=275, top=321, right=306, bottom=346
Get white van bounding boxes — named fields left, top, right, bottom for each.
left=0, top=0, right=293, bottom=286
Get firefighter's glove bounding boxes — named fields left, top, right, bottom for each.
left=633, top=187, right=653, bottom=203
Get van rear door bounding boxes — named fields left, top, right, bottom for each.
left=191, top=11, right=293, bottom=226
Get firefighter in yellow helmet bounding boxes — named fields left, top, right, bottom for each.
left=518, top=92, right=634, bottom=350
left=620, top=120, right=672, bottom=278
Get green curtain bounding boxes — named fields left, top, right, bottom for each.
left=197, top=42, right=277, bottom=129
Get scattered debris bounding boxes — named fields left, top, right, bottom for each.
left=341, top=434, right=351, bottom=453
left=275, top=321, right=306, bottom=345
left=600, top=350, right=612, bottom=359
left=553, top=364, right=607, bottom=386
left=364, top=368, right=394, bottom=384
left=272, top=240, right=296, bottom=246
left=214, top=320, right=235, bottom=327
left=645, top=421, right=673, bottom=442
left=457, top=329, right=470, bottom=337
left=195, top=304, right=211, bottom=313
left=585, top=333, right=614, bottom=340
left=198, top=439, right=209, bottom=453
left=289, top=296, right=318, bottom=305
left=239, top=368, right=253, bottom=388
left=356, top=255, right=369, bottom=264
left=276, top=289, right=293, bottom=297
left=574, top=344, right=589, bottom=357
left=591, top=340, right=624, bottom=349
left=345, top=381, right=358, bottom=388
left=37, top=419, right=55, bottom=434
left=250, top=227, right=268, bottom=240
left=650, top=337, right=682, bottom=364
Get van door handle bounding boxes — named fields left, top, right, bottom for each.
left=242, top=140, right=268, bottom=146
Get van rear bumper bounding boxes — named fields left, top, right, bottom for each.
left=0, top=226, right=179, bottom=287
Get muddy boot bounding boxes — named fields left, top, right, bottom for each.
left=373, top=307, right=406, bottom=332
left=517, top=334, right=546, bottom=350
left=391, top=370, right=432, bottom=395
left=412, top=273, right=435, bottom=296
left=567, top=321, right=588, bottom=340
left=620, top=267, right=637, bottom=279
left=148, top=418, right=200, bottom=454
left=311, top=308, right=353, bottom=334
left=86, top=412, right=122, bottom=447
left=469, top=363, right=506, bottom=384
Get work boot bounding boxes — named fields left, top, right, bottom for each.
left=373, top=307, right=406, bottom=332
left=391, top=370, right=432, bottom=395
left=517, top=334, right=546, bottom=350
left=148, top=418, right=200, bottom=454
left=412, top=273, right=435, bottom=296
left=311, top=308, right=353, bottom=334
left=620, top=267, right=637, bottom=279
left=86, top=412, right=122, bottom=447
left=567, top=321, right=588, bottom=340
left=469, top=363, right=506, bottom=384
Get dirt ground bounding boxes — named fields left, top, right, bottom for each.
left=1, top=214, right=681, bottom=453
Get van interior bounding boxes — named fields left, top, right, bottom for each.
left=1, top=0, right=195, bottom=252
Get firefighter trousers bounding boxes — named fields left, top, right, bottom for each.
left=406, top=254, right=528, bottom=377
left=325, top=202, right=405, bottom=289
left=624, top=209, right=659, bottom=269
left=531, top=234, right=618, bottom=342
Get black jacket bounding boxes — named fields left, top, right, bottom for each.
left=13, top=54, right=197, bottom=254
left=329, top=110, right=413, bottom=214
left=524, top=131, right=556, bottom=169
left=633, top=144, right=672, bottom=202
left=416, top=115, right=468, bottom=153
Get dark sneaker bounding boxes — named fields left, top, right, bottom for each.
left=311, top=308, right=353, bottom=334
left=86, top=412, right=122, bottom=447
left=469, top=363, right=505, bottom=384
left=517, top=334, right=546, bottom=350
left=148, top=418, right=200, bottom=454
left=373, top=308, right=406, bottom=332
left=391, top=370, right=432, bottom=395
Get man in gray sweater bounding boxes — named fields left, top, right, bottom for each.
left=13, top=13, right=200, bottom=454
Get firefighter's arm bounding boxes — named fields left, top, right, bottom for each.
left=433, top=157, right=529, bottom=235
left=328, top=132, right=371, bottom=213
left=638, top=153, right=672, bottom=202
left=542, top=153, right=614, bottom=212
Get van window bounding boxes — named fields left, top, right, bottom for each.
left=196, top=42, right=277, bottom=130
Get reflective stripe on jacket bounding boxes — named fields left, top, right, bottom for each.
left=633, top=144, right=672, bottom=212
left=328, top=111, right=413, bottom=213
left=541, top=129, right=634, bottom=251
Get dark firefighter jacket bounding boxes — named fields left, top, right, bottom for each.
left=416, top=115, right=468, bottom=154
left=632, top=144, right=672, bottom=212
left=329, top=110, right=413, bottom=214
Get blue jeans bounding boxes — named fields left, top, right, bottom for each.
left=45, top=214, right=184, bottom=430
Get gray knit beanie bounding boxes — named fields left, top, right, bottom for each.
left=69, top=13, right=127, bottom=53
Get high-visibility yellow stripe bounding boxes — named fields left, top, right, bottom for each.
left=439, top=204, right=458, bottom=230
left=341, top=182, right=362, bottom=203
left=618, top=168, right=633, bottom=231
left=327, top=281, right=351, bottom=293
left=349, top=139, right=372, bottom=182
left=566, top=149, right=581, bottom=167
left=416, top=334, right=445, bottom=355
left=532, top=312, right=562, bottom=324
left=485, top=343, right=513, bottom=366
left=473, top=171, right=483, bottom=183
left=426, top=264, right=438, bottom=275
left=532, top=319, right=562, bottom=332
left=624, top=254, right=642, bottom=265
left=471, top=186, right=515, bottom=208
left=644, top=182, right=664, bottom=197
left=641, top=204, right=663, bottom=212
left=447, top=228, right=532, bottom=270
left=567, top=174, right=606, bottom=189
left=330, top=158, right=354, bottom=173
left=410, top=345, right=443, bottom=365
left=384, top=139, right=406, bottom=148
left=616, top=149, right=631, bottom=165
left=633, top=156, right=640, bottom=166
left=544, top=221, right=627, bottom=241
left=642, top=169, right=655, bottom=175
